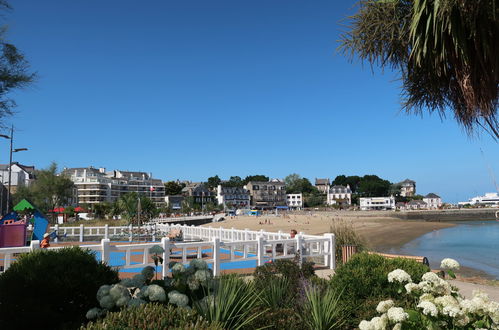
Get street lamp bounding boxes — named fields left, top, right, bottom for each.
left=0, top=125, right=28, bottom=213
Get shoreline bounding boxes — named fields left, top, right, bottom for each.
left=206, top=211, right=498, bottom=279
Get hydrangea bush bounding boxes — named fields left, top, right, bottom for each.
left=86, top=258, right=214, bottom=320
left=360, top=258, right=499, bottom=330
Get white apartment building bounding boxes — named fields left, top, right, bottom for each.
left=216, top=185, right=250, bottom=209
left=360, top=196, right=395, bottom=210
left=63, top=167, right=165, bottom=205
left=423, top=193, right=442, bottom=209
left=286, top=193, right=303, bottom=209
left=327, top=185, right=352, bottom=206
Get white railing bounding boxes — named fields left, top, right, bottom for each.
left=0, top=226, right=336, bottom=276
left=150, top=215, right=214, bottom=223
left=48, top=224, right=158, bottom=243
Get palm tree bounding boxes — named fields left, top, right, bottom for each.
left=339, top=0, right=498, bottom=139
left=114, top=192, right=158, bottom=224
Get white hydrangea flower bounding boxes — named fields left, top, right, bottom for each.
left=434, top=295, right=461, bottom=318
left=473, top=290, right=490, bottom=301
left=386, top=307, right=408, bottom=323
left=359, top=320, right=374, bottom=330
left=370, top=316, right=387, bottom=330
left=417, top=301, right=438, bottom=317
left=459, top=299, right=475, bottom=313
left=387, top=269, right=412, bottom=283
left=376, top=300, right=394, bottom=313
left=147, top=284, right=167, bottom=302
left=440, top=258, right=460, bottom=270
left=418, top=281, right=433, bottom=293
left=168, top=290, right=189, bottom=307
left=392, top=323, right=402, bottom=330
left=455, top=314, right=470, bottom=327
left=422, top=272, right=441, bottom=283
left=405, top=283, right=419, bottom=294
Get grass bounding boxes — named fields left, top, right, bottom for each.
left=58, top=218, right=129, bottom=227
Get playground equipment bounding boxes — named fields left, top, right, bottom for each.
left=0, top=199, right=50, bottom=247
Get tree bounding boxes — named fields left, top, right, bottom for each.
left=0, top=1, right=36, bottom=125
left=91, top=202, right=112, bottom=219
left=206, top=175, right=221, bottom=189
left=224, top=176, right=244, bottom=187
left=339, top=0, right=498, bottom=139
left=357, top=175, right=392, bottom=197
left=13, top=162, right=74, bottom=215
left=284, top=174, right=317, bottom=194
left=113, top=192, right=158, bottom=224
left=243, top=175, right=269, bottom=184
left=164, top=181, right=184, bottom=195
left=333, top=175, right=361, bottom=193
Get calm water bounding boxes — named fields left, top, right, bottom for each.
left=387, top=221, right=499, bottom=279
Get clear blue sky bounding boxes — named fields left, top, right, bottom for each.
left=3, top=0, right=498, bottom=203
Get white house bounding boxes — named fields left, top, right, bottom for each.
left=360, top=196, right=395, bottom=210
left=423, top=193, right=442, bottom=209
left=286, top=193, right=303, bottom=209
left=0, top=162, right=36, bottom=193
left=327, top=185, right=352, bottom=206
left=216, top=185, right=250, bottom=209
left=399, top=179, right=416, bottom=197
left=407, top=199, right=427, bottom=210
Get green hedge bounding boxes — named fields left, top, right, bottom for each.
left=84, top=303, right=220, bottom=329
left=0, top=247, right=119, bottom=330
left=329, top=252, right=430, bottom=328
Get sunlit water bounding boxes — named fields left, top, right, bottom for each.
left=386, top=221, right=499, bottom=279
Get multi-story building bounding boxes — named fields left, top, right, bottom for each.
left=181, top=183, right=214, bottom=204
left=216, top=185, right=250, bottom=209
left=315, top=178, right=330, bottom=194
left=245, top=180, right=286, bottom=209
left=0, top=162, right=36, bottom=193
left=63, top=167, right=165, bottom=205
left=399, top=179, right=416, bottom=197
left=423, top=193, right=442, bottom=209
left=360, top=196, right=395, bottom=210
left=327, top=185, right=352, bottom=206
left=286, top=193, right=303, bottom=209
left=459, top=192, right=499, bottom=206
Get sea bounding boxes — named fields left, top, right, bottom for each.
left=387, top=220, right=499, bottom=279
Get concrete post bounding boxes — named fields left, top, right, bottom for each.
left=245, top=228, right=249, bottom=241
left=152, top=223, right=157, bottom=241
left=231, top=227, right=235, bottom=241
left=257, top=235, right=265, bottom=266
left=325, top=233, right=336, bottom=270
left=104, top=224, right=109, bottom=240
left=161, top=237, right=170, bottom=279
left=54, top=224, right=59, bottom=243
left=30, top=240, right=40, bottom=251
left=101, top=238, right=110, bottom=263
left=296, top=234, right=303, bottom=266
left=129, top=224, right=133, bottom=242
left=79, top=224, right=84, bottom=242
left=212, top=237, right=221, bottom=276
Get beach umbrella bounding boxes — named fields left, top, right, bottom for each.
left=74, top=206, right=85, bottom=213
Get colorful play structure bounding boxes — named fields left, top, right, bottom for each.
left=0, top=199, right=49, bottom=248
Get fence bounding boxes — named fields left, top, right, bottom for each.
left=0, top=225, right=336, bottom=276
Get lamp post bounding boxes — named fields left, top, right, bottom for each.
left=0, top=125, right=28, bottom=213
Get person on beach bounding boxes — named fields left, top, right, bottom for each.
left=290, top=229, right=297, bottom=238
left=40, top=233, right=50, bottom=248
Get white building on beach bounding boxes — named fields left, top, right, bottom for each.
left=423, top=193, right=442, bottom=209
left=286, top=193, right=303, bottom=209
left=459, top=192, right=499, bottom=206
left=360, top=196, right=395, bottom=211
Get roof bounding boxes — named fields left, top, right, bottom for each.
left=399, top=179, right=416, bottom=184
left=407, top=200, right=426, bottom=205
left=315, top=178, right=330, bottom=185
left=13, top=199, right=36, bottom=211
left=424, top=193, right=441, bottom=199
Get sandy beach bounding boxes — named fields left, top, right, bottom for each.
left=204, top=211, right=455, bottom=251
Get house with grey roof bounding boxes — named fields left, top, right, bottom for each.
left=407, top=199, right=427, bottom=210
left=327, top=185, right=352, bottom=206
left=315, top=178, right=330, bottom=194
left=423, top=193, right=442, bottom=209
left=0, top=162, right=36, bottom=194
left=399, top=179, right=416, bottom=197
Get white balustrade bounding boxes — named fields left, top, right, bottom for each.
left=0, top=225, right=336, bottom=276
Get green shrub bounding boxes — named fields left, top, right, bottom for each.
left=253, top=259, right=315, bottom=307
left=0, top=246, right=119, bottom=330
left=329, top=252, right=429, bottom=329
left=83, top=303, right=220, bottom=329
left=302, top=285, right=345, bottom=330
left=249, top=307, right=304, bottom=330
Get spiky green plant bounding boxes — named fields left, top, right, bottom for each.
left=195, top=275, right=263, bottom=330
left=258, top=276, right=293, bottom=308
left=302, top=285, right=345, bottom=330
